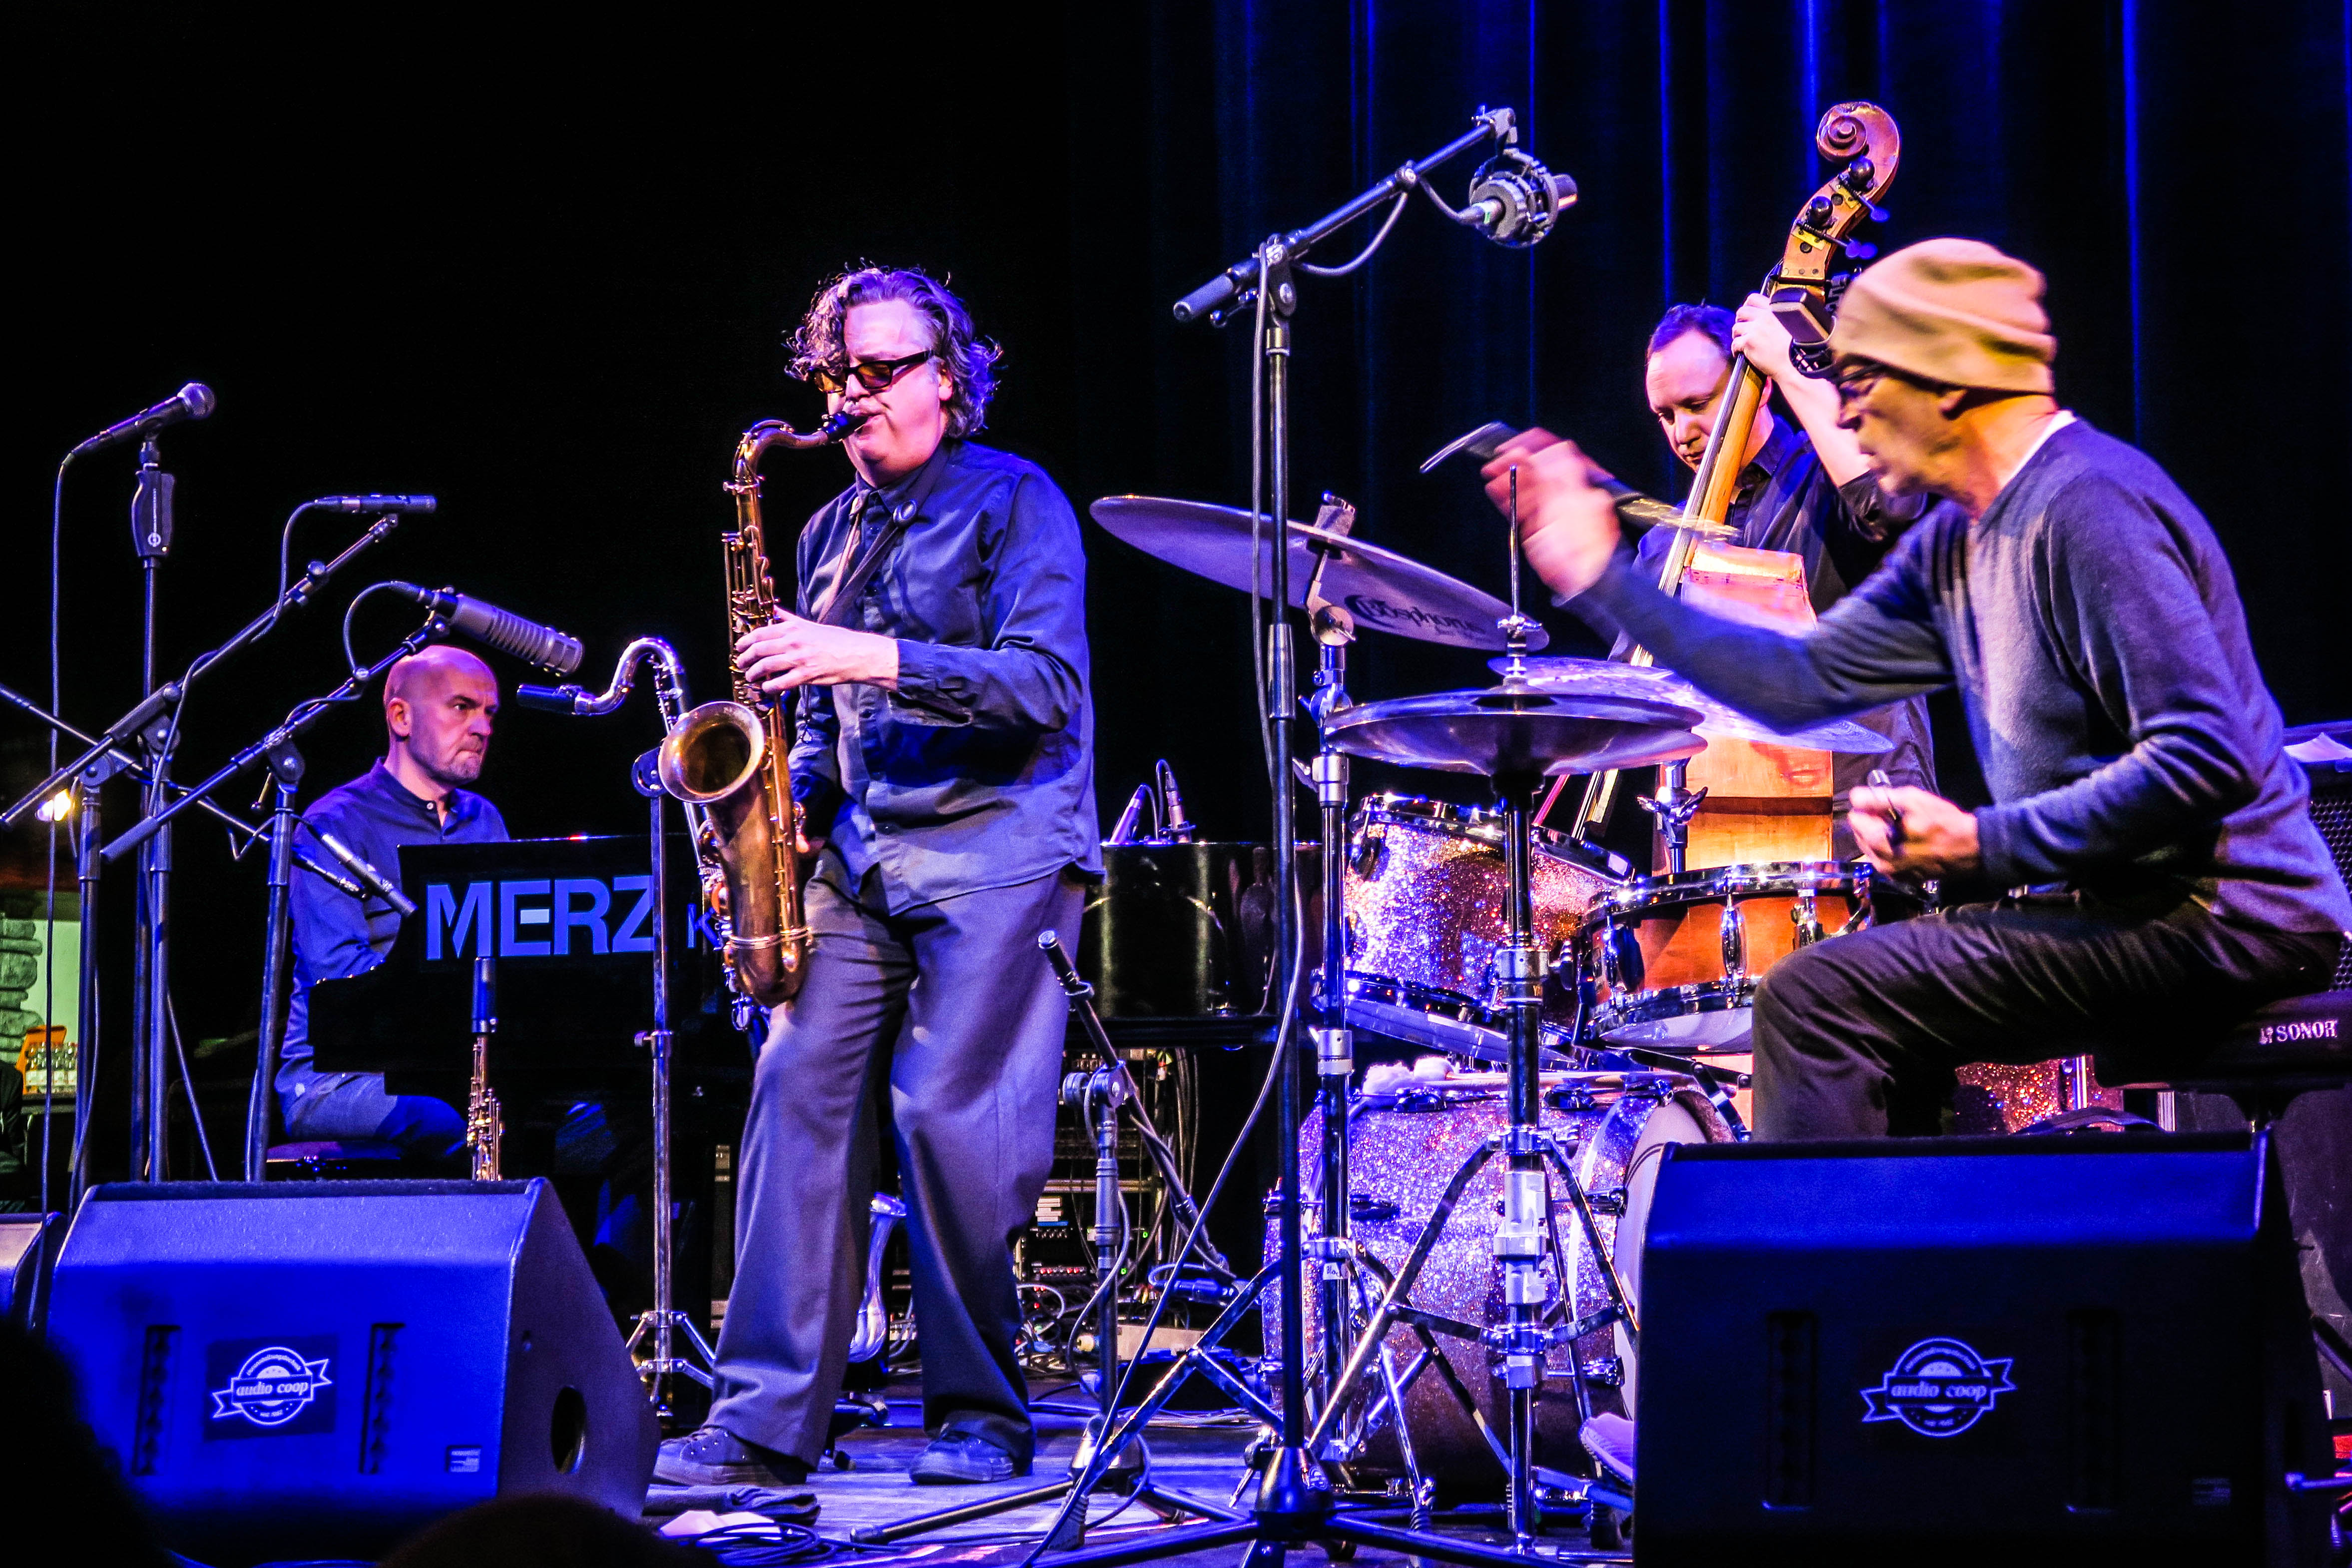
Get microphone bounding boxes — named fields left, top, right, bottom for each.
left=70, top=383, right=217, bottom=457
left=384, top=583, right=585, bottom=675
left=312, top=495, right=438, bottom=514
left=1463, top=151, right=1576, bottom=248
left=1107, top=783, right=1158, bottom=846
left=1154, top=759, right=1198, bottom=842
left=303, top=826, right=418, bottom=916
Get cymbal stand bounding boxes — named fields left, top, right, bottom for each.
left=1300, top=497, right=1363, bottom=1433
left=623, top=749, right=719, bottom=1417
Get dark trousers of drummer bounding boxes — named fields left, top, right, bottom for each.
left=1750, top=889, right=2344, bottom=1139
left=706, top=849, right=1088, bottom=1467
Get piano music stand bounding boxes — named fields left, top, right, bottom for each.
left=623, top=747, right=719, bottom=1419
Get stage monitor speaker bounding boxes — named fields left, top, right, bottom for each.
left=46, top=1178, right=658, bottom=1566
left=0, top=1214, right=56, bottom=1328
left=1637, top=1132, right=2334, bottom=1567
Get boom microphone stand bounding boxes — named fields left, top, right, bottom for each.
left=0, top=682, right=378, bottom=1199
left=1030, top=106, right=1576, bottom=1568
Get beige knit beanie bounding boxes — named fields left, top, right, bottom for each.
left=1829, top=238, right=2056, bottom=393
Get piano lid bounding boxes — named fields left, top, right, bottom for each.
left=309, top=834, right=731, bottom=1088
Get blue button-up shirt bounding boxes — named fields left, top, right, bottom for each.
left=279, top=760, right=509, bottom=1091
left=790, top=438, right=1099, bottom=913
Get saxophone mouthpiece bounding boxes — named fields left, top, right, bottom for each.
left=820, top=408, right=873, bottom=442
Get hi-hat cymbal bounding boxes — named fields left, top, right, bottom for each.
left=1090, top=495, right=1545, bottom=652
left=1487, top=655, right=1895, bottom=753
left=1322, top=685, right=1703, bottom=777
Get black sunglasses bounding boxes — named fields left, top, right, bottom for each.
left=808, top=350, right=935, bottom=396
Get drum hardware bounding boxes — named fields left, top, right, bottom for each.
left=1638, top=760, right=1708, bottom=876
left=861, top=932, right=1237, bottom=1550
left=1310, top=611, right=1699, bottom=1550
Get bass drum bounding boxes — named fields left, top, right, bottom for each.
left=1270, top=1070, right=1732, bottom=1490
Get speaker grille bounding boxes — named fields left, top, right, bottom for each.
left=2309, top=767, right=2352, bottom=988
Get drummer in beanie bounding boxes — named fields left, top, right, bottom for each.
left=1496, top=237, right=2350, bottom=1139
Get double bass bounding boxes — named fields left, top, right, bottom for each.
left=1571, top=101, right=1901, bottom=870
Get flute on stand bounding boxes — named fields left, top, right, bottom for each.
left=466, top=956, right=502, bottom=1180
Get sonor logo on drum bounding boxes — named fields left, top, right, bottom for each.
left=1859, top=1337, right=2016, bottom=1438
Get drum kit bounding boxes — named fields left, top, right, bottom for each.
left=1087, top=490, right=1905, bottom=1543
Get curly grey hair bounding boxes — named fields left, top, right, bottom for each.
left=789, top=265, right=1001, bottom=438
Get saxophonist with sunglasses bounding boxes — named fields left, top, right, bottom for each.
left=659, top=267, right=1099, bottom=1494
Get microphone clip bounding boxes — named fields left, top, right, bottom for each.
left=1463, top=145, right=1576, bottom=249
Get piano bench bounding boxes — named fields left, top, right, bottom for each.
left=264, top=1139, right=407, bottom=1181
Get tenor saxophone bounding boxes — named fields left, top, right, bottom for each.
left=660, top=412, right=865, bottom=1006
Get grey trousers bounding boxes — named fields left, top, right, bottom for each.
left=707, top=853, right=1085, bottom=1466
left=1751, top=890, right=2343, bottom=1140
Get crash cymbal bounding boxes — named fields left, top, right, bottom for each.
left=1322, top=685, right=1703, bottom=778
left=1487, top=655, right=1895, bottom=753
left=1090, top=495, right=1545, bottom=652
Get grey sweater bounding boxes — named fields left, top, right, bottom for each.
left=1578, top=420, right=2352, bottom=936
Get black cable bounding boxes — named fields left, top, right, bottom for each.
left=341, top=580, right=420, bottom=680
left=1247, top=253, right=1274, bottom=784
left=1015, top=891, right=1307, bottom=1568
left=1298, top=192, right=1410, bottom=277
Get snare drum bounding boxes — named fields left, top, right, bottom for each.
left=1342, top=795, right=1629, bottom=1060
left=1272, top=1070, right=1733, bottom=1487
left=1575, top=860, right=1868, bottom=1049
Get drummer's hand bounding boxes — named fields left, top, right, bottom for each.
left=1849, top=786, right=1980, bottom=878
left=1731, top=292, right=1798, bottom=384
left=1500, top=439, right=1622, bottom=600
left=737, top=614, right=899, bottom=693
left=1480, top=427, right=1615, bottom=507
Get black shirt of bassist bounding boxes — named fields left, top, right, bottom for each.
left=659, top=267, right=1098, bottom=1494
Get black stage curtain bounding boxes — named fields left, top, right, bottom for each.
left=5, top=6, right=2348, bottom=1164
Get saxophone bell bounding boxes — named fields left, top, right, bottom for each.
left=657, top=701, right=769, bottom=805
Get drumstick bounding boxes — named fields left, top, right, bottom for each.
left=1866, top=767, right=1905, bottom=851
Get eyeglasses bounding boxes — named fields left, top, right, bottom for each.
left=1832, top=360, right=1951, bottom=407
left=808, top=350, right=935, bottom=396
left=1831, top=361, right=1894, bottom=406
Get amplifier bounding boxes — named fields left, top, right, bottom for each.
left=46, top=1178, right=657, bottom=1564
left=1637, top=1134, right=2332, bottom=1566
left=2294, top=727, right=2352, bottom=987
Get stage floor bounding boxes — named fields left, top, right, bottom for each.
left=718, top=1395, right=1628, bottom=1568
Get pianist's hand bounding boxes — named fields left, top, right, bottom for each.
left=1849, top=785, right=1981, bottom=879
left=738, top=613, right=899, bottom=693
left=1481, top=437, right=1622, bottom=601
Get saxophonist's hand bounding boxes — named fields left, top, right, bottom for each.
left=738, top=614, right=900, bottom=692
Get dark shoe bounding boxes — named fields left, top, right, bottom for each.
left=909, top=1431, right=1027, bottom=1485
left=655, top=1424, right=811, bottom=1488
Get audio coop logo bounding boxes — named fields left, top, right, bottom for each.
left=204, top=1337, right=338, bottom=1440
left=1859, top=1337, right=2016, bottom=1438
